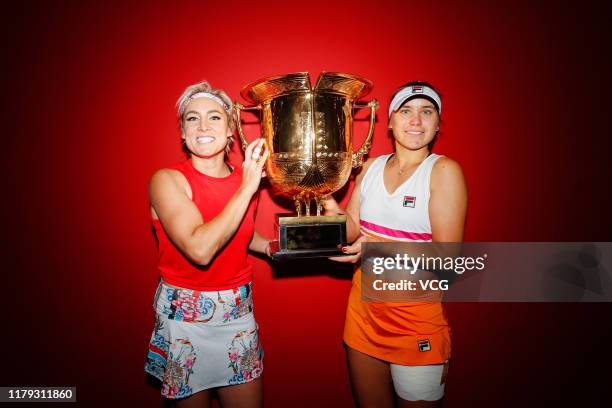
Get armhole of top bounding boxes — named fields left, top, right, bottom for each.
left=173, top=165, right=197, bottom=203
left=426, top=154, right=445, bottom=191
left=360, top=155, right=388, bottom=197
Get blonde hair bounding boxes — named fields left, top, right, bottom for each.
left=176, top=81, right=236, bottom=155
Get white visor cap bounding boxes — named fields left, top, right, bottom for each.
left=388, top=85, right=442, bottom=118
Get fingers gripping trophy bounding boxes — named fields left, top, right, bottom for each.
left=235, top=72, right=378, bottom=260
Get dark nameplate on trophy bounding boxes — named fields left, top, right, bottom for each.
left=235, top=72, right=378, bottom=261
left=270, top=215, right=347, bottom=260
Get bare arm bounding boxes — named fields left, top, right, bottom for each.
left=323, top=157, right=376, bottom=242
left=429, top=157, right=468, bottom=242
left=150, top=139, right=268, bottom=265
left=249, top=230, right=272, bottom=257
left=325, top=158, right=379, bottom=263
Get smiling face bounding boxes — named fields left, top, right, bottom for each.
left=181, top=97, right=232, bottom=158
left=389, top=98, right=440, bottom=152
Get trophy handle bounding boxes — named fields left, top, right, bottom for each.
left=351, top=99, right=379, bottom=168
left=233, top=102, right=261, bottom=151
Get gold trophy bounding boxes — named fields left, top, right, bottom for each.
left=235, top=72, right=378, bottom=259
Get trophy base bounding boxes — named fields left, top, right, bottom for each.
left=271, top=215, right=348, bottom=261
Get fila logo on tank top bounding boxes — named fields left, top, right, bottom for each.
left=359, top=153, right=442, bottom=242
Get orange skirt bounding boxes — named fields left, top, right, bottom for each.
left=343, top=267, right=451, bottom=365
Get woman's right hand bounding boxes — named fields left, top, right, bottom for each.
left=241, top=138, right=269, bottom=196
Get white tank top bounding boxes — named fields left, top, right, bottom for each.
left=359, top=153, right=443, bottom=242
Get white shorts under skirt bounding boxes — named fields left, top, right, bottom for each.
left=390, top=362, right=448, bottom=401
left=145, top=281, right=263, bottom=399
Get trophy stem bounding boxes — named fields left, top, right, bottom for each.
left=294, top=195, right=325, bottom=217
left=315, top=196, right=322, bottom=216
left=294, top=197, right=302, bottom=217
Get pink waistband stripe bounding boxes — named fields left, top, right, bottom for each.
left=360, top=219, right=432, bottom=241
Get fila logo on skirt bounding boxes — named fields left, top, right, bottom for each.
left=417, top=338, right=431, bottom=352
left=403, top=196, right=416, bottom=208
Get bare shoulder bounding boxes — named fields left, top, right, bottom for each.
left=149, top=168, right=190, bottom=196
left=433, top=156, right=464, bottom=176
left=357, top=156, right=377, bottom=171
left=362, top=156, right=378, bottom=172
left=431, top=156, right=466, bottom=188
left=357, top=156, right=381, bottom=176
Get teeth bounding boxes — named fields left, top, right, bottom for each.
left=196, top=136, right=214, bottom=144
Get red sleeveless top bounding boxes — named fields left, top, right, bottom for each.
left=152, top=160, right=256, bottom=290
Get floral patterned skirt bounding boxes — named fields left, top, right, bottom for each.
left=145, top=281, right=264, bottom=399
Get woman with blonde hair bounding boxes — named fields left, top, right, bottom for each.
left=145, top=81, right=271, bottom=407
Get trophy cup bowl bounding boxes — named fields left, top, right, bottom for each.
left=235, top=72, right=378, bottom=259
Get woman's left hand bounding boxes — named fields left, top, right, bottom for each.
left=329, top=235, right=367, bottom=264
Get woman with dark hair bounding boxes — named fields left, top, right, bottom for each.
left=144, top=81, right=271, bottom=407
left=325, top=81, right=467, bottom=407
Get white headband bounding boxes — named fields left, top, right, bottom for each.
left=388, top=85, right=442, bottom=117
left=182, top=92, right=230, bottom=113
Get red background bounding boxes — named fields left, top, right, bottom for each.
left=3, top=0, right=611, bottom=406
